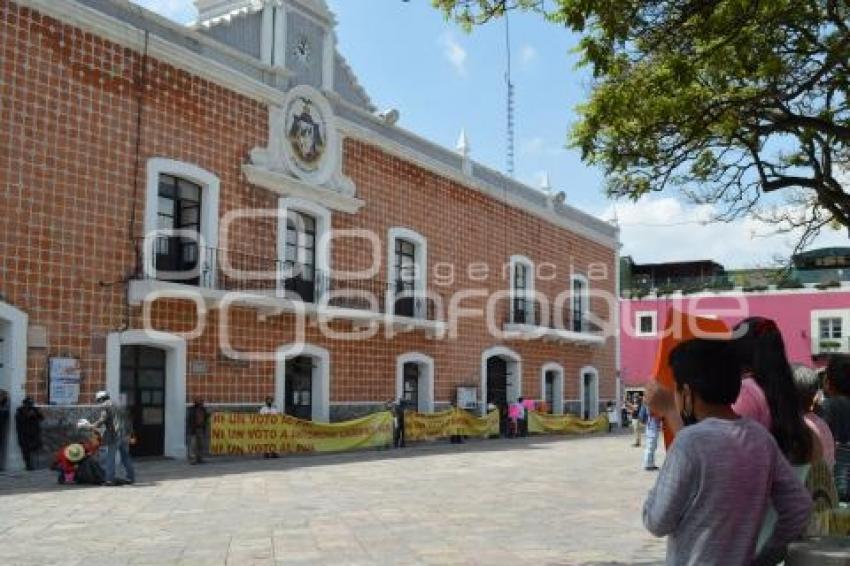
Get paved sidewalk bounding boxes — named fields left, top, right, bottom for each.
left=0, top=432, right=666, bottom=565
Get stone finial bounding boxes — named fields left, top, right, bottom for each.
left=540, top=171, right=552, bottom=195
left=457, top=129, right=472, bottom=175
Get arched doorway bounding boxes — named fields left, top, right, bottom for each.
left=106, top=330, right=188, bottom=460
left=541, top=363, right=565, bottom=415
left=580, top=366, right=600, bottom=419
left=275, top=344, right=330, bottom=422
left=481, top=346, right=522, bottom=435
left=0, top=301, right=28, bottom=471
left=396, top=353, right=434, bottom=413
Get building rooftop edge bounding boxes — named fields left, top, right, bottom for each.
left=20, top=0, right=618, bottom=247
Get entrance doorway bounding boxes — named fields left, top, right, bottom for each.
left=284, top=356, right=313, bottom=421
left=544, top=371, right=556, bottom=414
left=402, top=362, right=419, bottom=410
left=582, top=368, right=599, bottom=419
left=120, top=346, right=166, bottom=457
left=487, top=356, right=509, bottom=436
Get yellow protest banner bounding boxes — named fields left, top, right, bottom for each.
left=209, top=411, right=392, bottom=455
left=405, top=408, right=499, bottom=441
left=528, top=412, right=608, bottom=435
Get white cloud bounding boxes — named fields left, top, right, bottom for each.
left=439, top=33, right=468, bottom=77
left=520, top=44, right=537, bottom=65
left=600, top=197, right=848, bottom=268
left=131, top=0, right=197, bottom=23
left=521, top=136, right=545, bottom=155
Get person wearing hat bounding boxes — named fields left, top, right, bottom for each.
left=88, top=390, right=134, bottom=485
left=15, top=397, right=44, bottom=471
left=54, top=443, right=86, bottom=484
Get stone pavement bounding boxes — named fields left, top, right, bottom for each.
left=0, top=432, right=666, bottom=565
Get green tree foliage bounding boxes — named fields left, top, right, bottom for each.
left=433, top=1, right=850, bottom=243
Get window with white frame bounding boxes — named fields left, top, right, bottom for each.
left=510, top=255, right=535, bottom=325
left=144, top=159, right=220, bottom=287
left=571, top=274, right=589, bottom=332
left=635, top=311, right=657, bottom=337
left=387, top=228, right=427, bottom=318
left=278, top=198, right=331, bottom=303
left=820, top=318, right=843, bottom=340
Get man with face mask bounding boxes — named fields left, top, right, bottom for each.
left=642, top=339, right=811, bottom=566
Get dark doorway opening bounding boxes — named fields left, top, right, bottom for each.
left=120, top=346, right=166, bottom=457
left=486, top=356, right=509, bottom=436
left=285, top=356, right=314, bottom=421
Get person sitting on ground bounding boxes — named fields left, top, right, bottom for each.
left=643, top=338, right=811, bottom=566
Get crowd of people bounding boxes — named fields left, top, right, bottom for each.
left=640, top=316, right=850, bottom=564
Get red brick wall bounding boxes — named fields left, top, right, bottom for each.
left=0, top=0, right=616, bottom=408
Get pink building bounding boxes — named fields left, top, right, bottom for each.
left=620, top=286, right=850, bottom=386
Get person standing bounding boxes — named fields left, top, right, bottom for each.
left=88, top=391, right=131, bottom=486
left=15, top=397, right=43, bottom=471
left=606, top=401, right=618, bottom=433
left=627, top=394, right=644, bottom=447
left=640, top=403, right=661, bottom=471
left=393, top=399, right=406, bottom=448
left=260, top=396, right=280, bottom=459
left=187, top=399, right=209, bottom=465
left=643, top=339, right=812, bottom=565
left=114, top=395, right=136, bottom=484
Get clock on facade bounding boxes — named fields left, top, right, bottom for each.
left=293, top=36, right=311, bottom=66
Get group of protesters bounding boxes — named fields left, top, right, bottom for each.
left=640, top=316, right=850, bottom=564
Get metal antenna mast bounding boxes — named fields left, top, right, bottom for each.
left=505, top=12, right=515, bottom=177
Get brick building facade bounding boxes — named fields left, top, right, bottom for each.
left=0, top=0, right=619, bottom=470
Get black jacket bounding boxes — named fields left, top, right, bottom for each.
left=15, top=406, right=44, bottom=451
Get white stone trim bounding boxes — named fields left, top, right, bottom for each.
left=396, top=352, right=435, bottom=413
left=622, top=283, right=850, bottom=300
left=386, top=227, right=428, bottom=318
left=0, top=301, right=28, bottom=471
left=480, top=346, right=522, bottom=415
left=105, top=330, right=187, bottom=459
left=579, top=366, right=600, bottom=419
left=634, top=310, right=658, bottom=338
left=278, top=197, right=333, bottom=287
left=274, top=343, right=330, bottom=422
left=243, top=165, right=364, bottom=213
left=540, top=362, right=565, bottom=415
left=20, top=0, right=288, bottom=105
left=509, top=255, right=535, bottom=324
left=143, top=158, right=221, bottom=287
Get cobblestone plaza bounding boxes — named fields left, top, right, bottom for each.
left=0, top=433, right=665, bottom=565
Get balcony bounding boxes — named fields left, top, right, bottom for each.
left=502, top=301, right=606, bottom=346
left=128, top=241, right=447, bottom=336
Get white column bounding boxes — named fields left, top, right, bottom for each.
left=322, top=30, right=335, bottom=91
left=273, top=5, right=286, bottom=69
left=260, top=4, right=274, bottom=66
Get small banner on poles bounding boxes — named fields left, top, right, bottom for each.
left=405, top=409, right=499, bottom=442
left=209, top=411, right=393, bottom=455
left=528, top=412, right=608, bottom=435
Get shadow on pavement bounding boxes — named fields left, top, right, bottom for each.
left=0, top=431, right=630, bottom=496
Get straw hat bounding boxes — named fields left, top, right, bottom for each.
left=63, top=443, right=85, bottom=463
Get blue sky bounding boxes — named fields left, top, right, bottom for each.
left=133, top=0, right=847, bottom=266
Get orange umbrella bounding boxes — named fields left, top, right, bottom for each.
left=652, top=307, right=731, bottom=447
